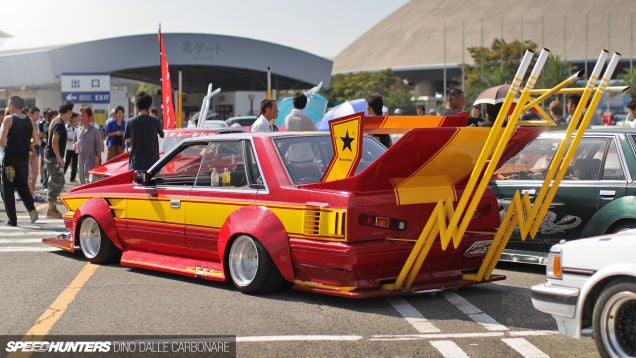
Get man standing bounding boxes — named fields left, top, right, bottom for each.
left=124, top=92, right=164, bottom=171
left=0, top=96, right=39, bottom=226
left=440, top=88, right=465, bottom=115
left=76, top=107, right=103, bottom=184
left=285, top=93, right=316, bottom=131
left=37, top=109, right=53, bottom=189
left=64, top=112, right=79, bottom=183
left=26, top=106, right=44, bottom=202
left=366, top=94, right=392, bottom=147
left=566, top=94, right=602, bottom=129
left=250, top=99, right=278, bottom=132
left=104, top=105, right=126, bottom=160
left=44, top=100, right=74, bottom=219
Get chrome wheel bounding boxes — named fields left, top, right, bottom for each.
left=79, top=217, right=102, bottom=259
left=228, top=235, right=259, bottom=287
left=594, top=282, right=636, bottom=358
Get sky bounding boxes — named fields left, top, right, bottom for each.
left=0, top=0, right=409, bottom=58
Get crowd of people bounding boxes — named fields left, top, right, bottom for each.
left=0, top=92, right=164, bottom=226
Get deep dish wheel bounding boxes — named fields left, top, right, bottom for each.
left=592, top=281, right=636, bottom=358
left=78, top=216, right=120, bottom=264
left=228, top=235, right=285, bottom=294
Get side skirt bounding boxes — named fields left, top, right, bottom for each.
left=120, top=250, right=226, bottom=281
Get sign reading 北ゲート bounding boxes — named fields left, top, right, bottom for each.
left=61, top=73, right=111, bottom=104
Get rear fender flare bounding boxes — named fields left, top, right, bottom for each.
left=74, top=197, right=123, bottom=251
left=219, top=206, right=294, bottom=281
left=581, top=196, right=636, bottom=237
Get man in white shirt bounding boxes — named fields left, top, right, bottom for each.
left=285, top=93, right=316, bottom=131
left=251, top=99, right=278, bottom=132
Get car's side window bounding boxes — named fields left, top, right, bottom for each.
left=565, top=138, right=608, bottom=180
left=493, top=138, right=560, bottom=180
left=195, top=140, right=246, bottom=188
left=601, top=139, right=625, bottom=180
left=245, top=141, right=265, bottom=189
left=153, top=143, right=208, bottom=186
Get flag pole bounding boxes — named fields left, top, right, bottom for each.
left=177, top=68, right=182, bottom=128
left=267, top=66, right=272, bottom=99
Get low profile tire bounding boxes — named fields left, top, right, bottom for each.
left=607, top=221, right=636, bottom=234
left=228, top=235, right=285, bottom=294
left=592, top=281, right=636, bottom=358
left=78, top=216, right=121, bottom=264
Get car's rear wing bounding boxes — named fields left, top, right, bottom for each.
left=316, top=49, right=624, bottom=293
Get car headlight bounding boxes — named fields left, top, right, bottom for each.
left=546, top=246, right=563, bottom=279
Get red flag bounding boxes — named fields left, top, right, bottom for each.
left=158, top=28, right=176, bottom=130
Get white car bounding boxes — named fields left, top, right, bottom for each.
left=531, top=230, right=636, bottom=358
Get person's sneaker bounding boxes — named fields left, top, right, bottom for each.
left=46, top=207, right=63, bottom=219
left=1, top=220, right=17, bottom=227
left=29, top=210, right=39, bottom=223
left=33, top=195, right=46, bottom=203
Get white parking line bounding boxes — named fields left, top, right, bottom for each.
left=0, top=246, right=59, bottom=252
left=443, top=291, right=508, bottom=331
left=430, top=340, right=470, bottom=358
left=387, top=297, right=441, bottom=333
left=0, top=232, right=63, bottom=237
left=237, top=335, right=363, bottom=342
left=502, top=338, right=550, bottom=358
left=370, top=332, right=504, bottom=341
left=0, top=238, right=44, bottom=243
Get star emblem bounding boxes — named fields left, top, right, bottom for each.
left=340, top=131, right=355, bottom=152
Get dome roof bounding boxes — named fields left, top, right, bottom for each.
left=334, top=0, right=634, bottom=74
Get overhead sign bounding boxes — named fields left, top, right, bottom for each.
left=61, top=72, right=111, bottom=104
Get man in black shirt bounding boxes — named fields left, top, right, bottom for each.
left=0, top=96, right=40, bottom=226
left=44, top=100, right=74, bottom=218
left=124, top=92, right=164, bottom=171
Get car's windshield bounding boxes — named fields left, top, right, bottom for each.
left=274, top=134, right=387, bottom=185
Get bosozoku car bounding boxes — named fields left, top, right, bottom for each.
left=530, top=231, right=636, bottom=358
left=43, top=112, right=544, bottom=298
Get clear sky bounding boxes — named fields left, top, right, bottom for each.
left=0, top=0, right=408, bottom=58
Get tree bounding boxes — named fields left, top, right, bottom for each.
left=136, top=82, right=160, bottom=95
left=323, top=69, right=415, bottom=114
left=463, top=39, right=538, bottom=105
left=618, top=66, right=636, bottom=100
left=463, top=39, right=576, bottom=107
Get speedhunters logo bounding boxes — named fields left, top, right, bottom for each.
left=2, top=336, right=236, bottom=356
left=6, top=341, right=110, bottom=353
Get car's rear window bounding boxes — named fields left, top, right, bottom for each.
left=274, top=135, right=386, bottom=185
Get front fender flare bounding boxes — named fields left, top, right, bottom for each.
left=219, top=206, right=294, bottom=282
left=74, top=197, right=123, bottom=251
left=581, top=196, right=636, bottom=237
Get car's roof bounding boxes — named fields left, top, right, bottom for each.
left=540, top=127, right=636, bottom=138
left=178, top=131, right=329, bottom=143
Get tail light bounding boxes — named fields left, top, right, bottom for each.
left=472, top=202, right=493, bottom=221
left=359, top=214, right=407, bottom=230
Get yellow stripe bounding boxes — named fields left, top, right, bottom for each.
left=294, top=280, right=356, bottom=292
left=63, top=195, right=347, bottom=241
left=24, top=263, right=98, bottom=335
left=392, top=128, right=490, bottom=205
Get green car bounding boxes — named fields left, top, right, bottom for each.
left=491, top=128, right=636, bottom=264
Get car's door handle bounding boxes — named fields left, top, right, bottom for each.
left=170, top=199, right=181, bottom=208
left=521, top=189, right=536, bottom=195
left=599, top=190, right=616, bottom=198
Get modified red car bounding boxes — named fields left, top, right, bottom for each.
left=44, top=114, right=541, bottom=297
left=89, top=127, right=244, bottom=182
